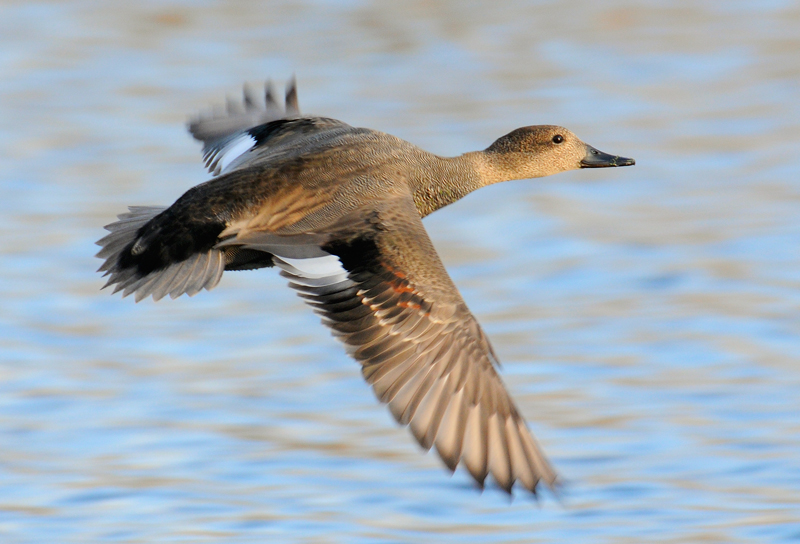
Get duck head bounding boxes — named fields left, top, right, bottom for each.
left=485, top=125, right=635, bottom=181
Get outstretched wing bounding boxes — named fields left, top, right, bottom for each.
left=273, top=194, right=557, bottom=493
left=189, top=80, right=299, bottom=147
left=188, top=79, right=353, bottom=177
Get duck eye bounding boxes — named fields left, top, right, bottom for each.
left=552, top=135, right=564, bottom=144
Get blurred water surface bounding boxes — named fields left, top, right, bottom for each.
left=2, top=1, right=800, bottom=542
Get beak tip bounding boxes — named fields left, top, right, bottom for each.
left=580, top=148, right=636, bottom=168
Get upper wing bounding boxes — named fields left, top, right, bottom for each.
left=271, top=194, right=557, bottom=493
left=188, top=79, right=350, bottom=177
left=188, top=79, right=300, bottom=148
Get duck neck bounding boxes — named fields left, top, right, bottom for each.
left=409, top=151, right=510, bottom=217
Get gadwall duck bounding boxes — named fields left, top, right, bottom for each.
left=97, top=79, right=634, bottom=495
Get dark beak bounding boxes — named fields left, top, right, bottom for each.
left=580, top=145, right=635, bottom=168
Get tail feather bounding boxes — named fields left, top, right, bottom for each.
left=96, top=206, right=226, bottom=302
left=96, top=207, right=166, bottom=266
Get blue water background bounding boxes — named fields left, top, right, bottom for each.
left=1, top=1, right=799, bottom=542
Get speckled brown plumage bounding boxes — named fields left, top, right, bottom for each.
left=96, top=79, right=634, bottom=494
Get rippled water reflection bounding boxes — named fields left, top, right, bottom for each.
left=2, top=1, right=800, bottom=542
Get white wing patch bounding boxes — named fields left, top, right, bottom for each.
left=273, top=254, right=348, bottom=283
left=219, top=133, right=256, bottom=174
left=203, top=132, right=257, bottom=176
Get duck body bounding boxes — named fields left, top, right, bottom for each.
left=97, top=80, right=634, bottom=494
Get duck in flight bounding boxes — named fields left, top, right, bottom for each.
left=97, top=79, right=634, bottom=495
